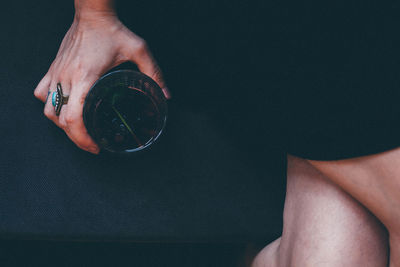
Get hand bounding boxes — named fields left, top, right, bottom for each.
left=34, top=12, right=170, bottom=154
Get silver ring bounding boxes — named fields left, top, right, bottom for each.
left=52, top=83, right=69, bottom=116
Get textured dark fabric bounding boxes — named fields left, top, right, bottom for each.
left=0, top=240, right=246, bottom=267
left=0, top=0, right=286, bottom=241
left=275, top=2, right=400, bottom=160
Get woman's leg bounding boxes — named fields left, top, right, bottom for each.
left=252, top=154, right=388, bottom=267
left=306, top=146, right=400, bottom=267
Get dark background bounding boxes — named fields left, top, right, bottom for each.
left=0, top=0, right=287, bottom=266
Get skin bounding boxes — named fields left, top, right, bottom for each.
left=34, top=0, right=170, bottom=154
left=307, top=147, right=400, bottom=267
left=252, top=154, right=389, bottom=267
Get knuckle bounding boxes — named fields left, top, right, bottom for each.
left=57, top=71, right=67, bottom=82
left=34, top=75, right=51, bottom=98
left=64, top=111, right=79, bottom=124
left=33, top=89, right=41, bottom=99
left=132, top=38, right=148, bottom=55
left=71, top=69, right=84, bottom=83
left=71, top=65, right=92, bottom=84
left=58, top=117, right=67, bottom=129
left=43, top=107, right=53, bottom=118
left=75, top=61, right=85, bottom=74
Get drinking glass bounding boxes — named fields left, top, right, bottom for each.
left=83, top=70, right=168, bottom=154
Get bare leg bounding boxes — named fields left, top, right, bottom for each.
left=252, top=154, right=388, bottom=267
left=251, top=237, right=281, bottom=267
left=306, top=147, right=400, bottom=267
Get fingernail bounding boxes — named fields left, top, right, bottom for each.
left=161, top=87, right=171, bottom=99
left=89, top=146, right=100, bottom=154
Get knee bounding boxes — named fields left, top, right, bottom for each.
left=251, top=237, right=281, bottom=267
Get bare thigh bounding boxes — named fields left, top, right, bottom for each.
left=252, top=154, right=388, bottom=267
left=306, top=146, right=400, bottom=266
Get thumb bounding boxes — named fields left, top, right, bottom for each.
left=125, top=39, right=171, bottom=99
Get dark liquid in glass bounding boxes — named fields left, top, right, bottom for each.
left=93, top=87, right=160, bottom=152
left=83, top=70, right=167, bottom=154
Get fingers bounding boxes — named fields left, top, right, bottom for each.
left=59, top=78, right=100, bottom=154
left=41, top=76, right=100, bottom=155
left=34, top=74, right=51, bottom=102
left=125, top=38, right=171, bottom=99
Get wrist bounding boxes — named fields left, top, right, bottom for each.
left=74, top=1, right=117, bottom=22
left=74, top=9, right=118, bottom=25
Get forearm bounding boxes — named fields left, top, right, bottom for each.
left=74, top=0, right=116, bottom=18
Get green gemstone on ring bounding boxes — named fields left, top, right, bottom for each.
left=52, top=91, right=57, bottom=107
